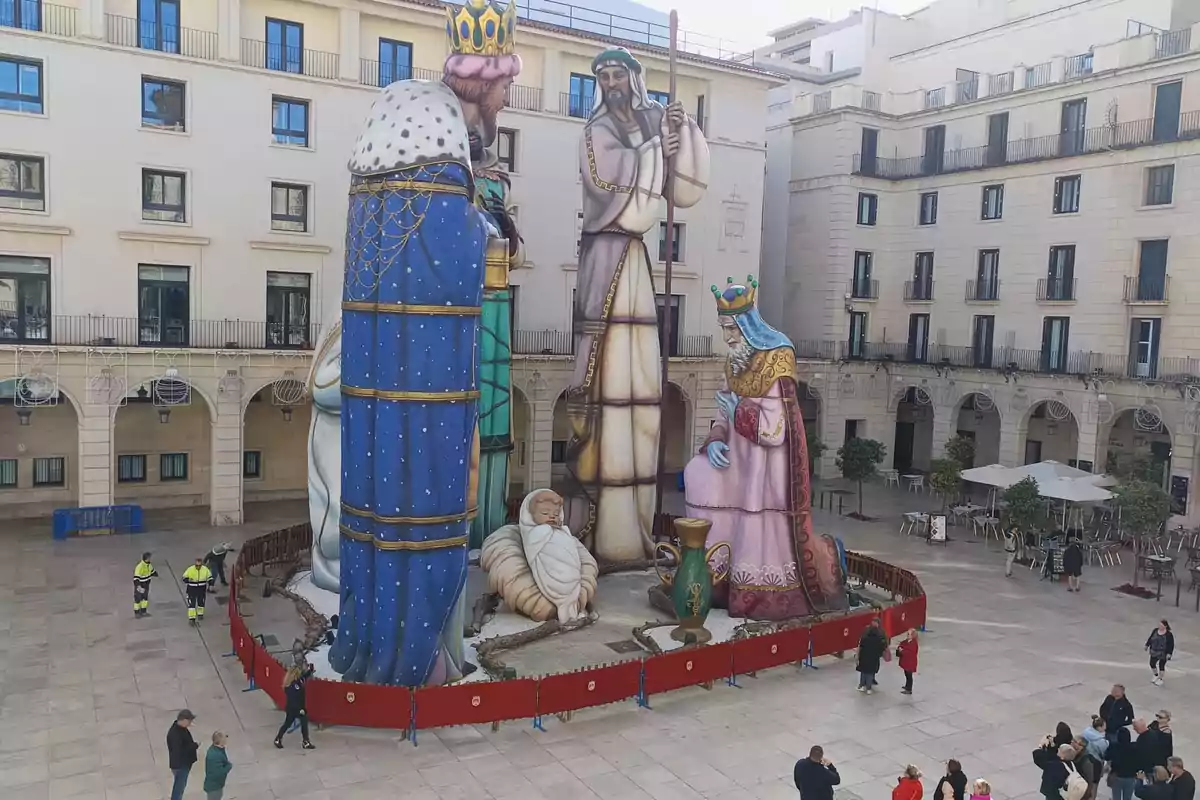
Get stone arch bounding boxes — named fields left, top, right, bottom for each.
left=892, top=384, right=936, bottom=472
left=241, top=379, right=312, bottom=505
left=663, top=380, right=693, bottom=475
left=1018, top=398, right=1080, bottom=466
left=112, top=376, right=219, bottom=424
left=954, top=390, right=1003, bottom=466
left=0, top=384, right=80, bottom=518
left=1102, top=406, right=1174, bottom=489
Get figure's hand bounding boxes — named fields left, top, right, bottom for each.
left=706, top=441, right=730, bottom=470
left=664, top=100, right=687, bottom=129
left=663, top=131, right=681, bottom=158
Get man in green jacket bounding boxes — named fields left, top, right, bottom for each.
left=203, top=731, right=232, bottom=800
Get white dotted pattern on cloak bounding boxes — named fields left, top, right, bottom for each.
left=347, top=80, right=471, bottom=176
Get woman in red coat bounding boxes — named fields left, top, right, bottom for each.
left=893, top=765, right=923, bottom=800
left=897, top=629, right=919, bottom=695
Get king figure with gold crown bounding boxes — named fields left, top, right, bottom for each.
left=682, top=277, right=850, bottom=621
left=307, top=0, right=523, bottom=687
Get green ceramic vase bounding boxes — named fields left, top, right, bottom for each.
left=655, top=517, right=731, bottom=644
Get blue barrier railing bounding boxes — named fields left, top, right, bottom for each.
left=52, top=505, right=144, bottom=539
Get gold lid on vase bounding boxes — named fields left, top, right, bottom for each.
left=672, top=517, right=712, bottom=549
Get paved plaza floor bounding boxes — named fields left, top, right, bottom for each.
left=3, top=487, right=1200, bottom=800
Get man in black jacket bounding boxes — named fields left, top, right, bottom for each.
left=1136, top=719, right=1167, bottom=773
left=1037, top=744, right=1073, bottom=800
left=1168, top=757, right=1195, bottom=800
left=795, top=745, right=841, bottom=800
left=167, top=709, right=199, bottom=800
left=1101, top=684, right=1135, bottom=740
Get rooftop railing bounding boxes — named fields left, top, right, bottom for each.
left=2, top=1, right=76, bottom=36
left=241, top=39, right=340, bottom=80
left=0, top=316, right=321, bottom=350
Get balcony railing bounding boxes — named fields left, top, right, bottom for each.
left=861, top=90, right=881, bottom=111
left=849, top=278, right=879, bottom=300
left=1064, top=52, right=1093, bottom=79
left=104, top=14, right=218, bottom=60
left=241, top=39, right=339, bottom=80
left=676, top=334, right=713, bottom=358
left=559, top=92, right=591, bottom=119
left=852, top=112, right=1200, bottom=179
left=904, top=280, right=934, bottom=302
left=987, top=71, right=1013, bottom=96
left=1155, top=28, right=1192, bottom=59
left=513, top=329, right=573, bottom=355
left=955, top=78, right=978, bottom=104
left=1036, top=277, right=1077, bottom=302
left=3, top=316, right=321, bottom=349
left=357, top=61, right=441, bottom=88
left=1123, top=275, right=1170, bottom=303
left=923, top=87, right=945, bottom=109
left=506, top=83, right=544, bottom=112
left=1025, top=62, right=1052, bottom=88
left=2, top=1, right=76, bottom=36
left=812, top=91, right=831, bottom=113
left=965, top=279, right=1000, bottom=302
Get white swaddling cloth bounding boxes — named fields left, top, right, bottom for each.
left=520, top=496, right=584, bottom=623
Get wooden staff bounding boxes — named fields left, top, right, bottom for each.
left=654, top=9, right=679, bottom=540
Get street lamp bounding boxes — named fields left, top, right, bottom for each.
left=16, top=407, right=31, bottom=426
left=281, top=406, right=293, bottom=423
left=157, top=407, right=171, bottom=424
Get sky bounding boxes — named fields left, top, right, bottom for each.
left=632, top=0, right=932, bottom=50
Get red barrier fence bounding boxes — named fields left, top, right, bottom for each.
left=229, top=524, right=927, bottom=731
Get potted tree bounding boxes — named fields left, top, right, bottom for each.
left=928, top=458, right=963, bottom=515
left=1113, top=478, right=1172, bottom=593
left=807, top=432, right=827, bottom=479
left=945, top=434, right=976, bottom=470
left=835, top=438, right=887, bottom=520
left=1002, top=477, right=1041, bottom=562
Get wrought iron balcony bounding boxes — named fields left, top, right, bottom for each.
left=853, top=113, right=1200, bottom=179
left=513, top=329, right=573, bottom=355
left=559, top=92, right=591, bottom=119
left=2, top=1, right=75, bottom=35
left=904, top=279, right=934, bottom=302
left=965, top=279, right=1000, bottom=302
left=849, top=278, right=879, bottom=300
left=1036, top=277, right=1077, bottom=302
left=0, top=316, right=321, bottom=349
left=506, top=83, right=544, bottom=112
left=1123, top=275, right=1170, bottom=303
left=1154, top=28, right=1192, bottom=59
left=104, top=14, right=217, bottom=60
left=357, top=61, right=442, bottom=88
left=241, top=39, right=339, bottom=80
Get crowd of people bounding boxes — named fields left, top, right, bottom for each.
left=1034, top=684, right=1190, bottom=800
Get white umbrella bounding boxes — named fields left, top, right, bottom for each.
left=961, top=463, right=1017, bottom=488
left=1035, top=477, right=1113, bottom=503
left=1012, top=460, right=1092, bottom=483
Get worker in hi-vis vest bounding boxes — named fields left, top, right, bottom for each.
left=133, top=552, right=158, bottom=617
left=181, top=558, right=213, bottom=624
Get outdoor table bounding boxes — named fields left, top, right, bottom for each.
left=1139, top=554, right=1175, bottom=583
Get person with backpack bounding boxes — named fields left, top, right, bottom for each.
left=1037, top=745, right=1075, bottom=800
left=1111, top=727, right=1142, bottom=800
left=1145, top=621, right=1174, bottom=686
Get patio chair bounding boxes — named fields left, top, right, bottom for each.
left=882, top=469, right=900, bottom=488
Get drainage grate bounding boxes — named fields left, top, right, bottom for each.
left=259, top=634, right=280, bottom=647
left=605, top=640, right=643, bottom=654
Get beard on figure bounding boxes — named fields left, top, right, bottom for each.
left=727, top=340, right=753, bottom=376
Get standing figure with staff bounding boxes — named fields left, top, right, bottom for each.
left=563, top=40, right=710, bottom=563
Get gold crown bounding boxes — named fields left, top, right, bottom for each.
left=711, top=275, right=759, bottom=316
left=446, top=0, right=517, bottom=57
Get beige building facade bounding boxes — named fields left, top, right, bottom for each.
left=766, top=0, right=1200, bottom=517
left=0, top=0, right=776, bottom=522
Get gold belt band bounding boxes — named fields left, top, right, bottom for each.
left=342, top=502, right=476, bottom=525
left=340, top=525, right=468, bottom=551
left=342, top=386, right=480, bottom=402
left=342, top=301, right=482, bottom=316
left=349, top=180, right=469, bottom=197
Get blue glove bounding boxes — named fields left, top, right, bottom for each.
left=706, top=441, right=731, bottom=469
left=716, top=391, right=740, bottom=422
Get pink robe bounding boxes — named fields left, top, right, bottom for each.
left=684, top=366, right=846, bottom=620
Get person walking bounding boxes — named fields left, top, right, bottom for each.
left=204, top=542, right=234, bottom=593
left=1111, top=727, right=1142, bottom=800
left=795, top=745, right=841, bottom=800
left=274, top=660, right=315, bottom=749
left=1145, top=621, right=1174, bottom=686
left=893, top=765, right=923, bottom=800
left=182, top=557, right=213, bottom=625
left=897, top=629, right=919, bottom=695
left=1003, top=527, right=1019, bottom=577
left=133, top=551, right=158, bottom=617
left=935, top=760, right=968, bottom=800
left=1063, top=538, right=1084, bottom=592
left=166, top=709, right=199, bottom=800
left=1102, top=685, right=1136, bottom=740
left=203, top=731, right=232, bottom=800
left=856, top=618, right=888, bottom=695
left=1167, top=757, right=1195, bottom=800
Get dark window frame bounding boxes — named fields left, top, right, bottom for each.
left=856, top=192, right=878, bottom=226
left=972, top=315, right=995, bottom=368
left=657, top=221, right=685, bottom=263
left=655, top=293, right=682, bottom=356
left=269, top=181, right=309, bottom=232
left=32, top=456, right=64, bottom=487
left=137, top=0, right=181, bottom=54
left=496, top=128, right=517, bottom=172
left=0, top=255, right=50, bottom=343
left=140, top=76, right=186, bottom=130
left=0, top=55, right=43, bottom=114
left=265, top=17, right=304, bottom=74
left=141, top=167, right=186, bottom=223
left=1041, top=316, right=1071, bottom=374
left=647, top=89, right=670, bottom=106
left=271, top=96, right=310, bottom=147
left=117, top=454, right=148, bottom=483
left=976, top=249, right=1000, bottom=300
left=243, top=450, right=263, bottom=479
left=1046, top=245, right=1076, bottom=300
left=907, top=313, right=930, bottom=363
left=159, top=452, right=189, bottom=481
left=0, top=153, right=46, bottom=211
left=567, top=72, right=595, bottom=118
left=918, top=191, right=938, bottom=225
left=0, top=457, right=16, bottom=488
left=378, top=37, right=413, bottom=85
left=1145, top=164, right=1175, bottom=206
left=265, top=271, right=311, bottom=349
left=1053, top=174, right=1081, bottom=214
left=981, top=184, right=1004, bottom=220
left=847, top=310, right=869, bottom=358
left=137, top=264, right=190, bottom=346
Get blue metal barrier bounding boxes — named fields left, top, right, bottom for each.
left=52, top=505, right=144, bottom=540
